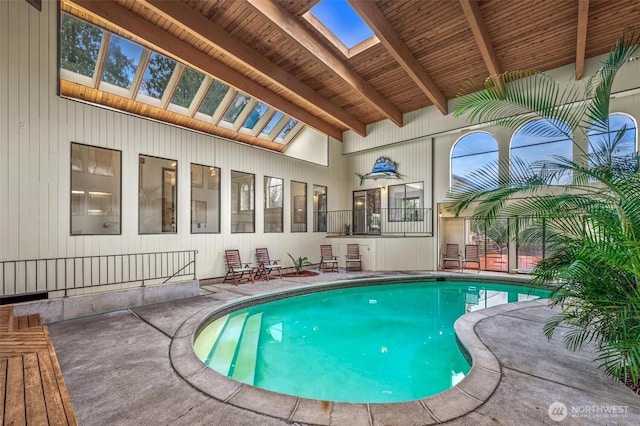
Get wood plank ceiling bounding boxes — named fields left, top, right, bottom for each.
left=61, top=0, right=640, bottom=151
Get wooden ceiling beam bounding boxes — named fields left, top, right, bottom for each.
left=66, top=0, right=344, bottom=141
left=348, top=1, right=448, bottom=115
left=575, top=0, right=590, bottom=80
left=139, top=0, right=366, bottom=137
left=246, top=0, right=404, bottom=127
left=460, top=0, right=503, bottom=92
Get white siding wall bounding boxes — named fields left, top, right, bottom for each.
left=3, top=1, right=640, bottom=278
left=0, top=1, right=348, bottom=279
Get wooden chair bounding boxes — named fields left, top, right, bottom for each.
left=345, top=244, right=362, bottom=271
left=224, top=249, right=257, bottom=285
left=255, top=247, right=282, bottom=280
left=319, top=244, right=339, bottom=272
left=442, top=243, right=461, bottom=271
left=462, top=244, right=481, bottom=273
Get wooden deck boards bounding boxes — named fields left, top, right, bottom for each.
left=0, top=306, right=77, bottom=425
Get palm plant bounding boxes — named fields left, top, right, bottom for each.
left=448, top=29, right=640, bottom=387
left=287, top=253, right=311, bottom=274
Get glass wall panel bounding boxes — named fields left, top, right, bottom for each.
left=516, top=217, right=545, bottom=271
left=101, top=34, right=143, bottom=89
left=451, top=132, right=498, bottom=189
left=191, top=164, right=220, bottom=233
left=231, top=171, right=255, bottom=233
left=138, top=53, right=177, bottom=99
left=467, top=218, right=510, bottom=272
left=222, top=93, right=251, bottom=123
left=264, top=176, right=283, bottom=233
left=353, top=188, right=380, bottom=234
left=291, top=181, right=307, bottom=232
left=276, top=118, right=298, bottom=141
left=244, top=103, right=269, bottom=130
left=313, top=185, right=327, bottom=232
left=588, top=113, right=637, bottom=162
left=389, top=182, right=424, bottom=222
left=60, top=13, right=103, bottom=78
left=71, top=143, right=121, bottom=235
left=261, top=112, right=284, bottom=136
left=511, top=119, right=573, bottom=185
left=198, top=80, right=230, bottom=115
left=171, top=68, right=206, bottom=108
left=139, top=155, right=177, bottom=234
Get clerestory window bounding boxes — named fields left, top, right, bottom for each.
left=59, top=12, right=304, bottom=148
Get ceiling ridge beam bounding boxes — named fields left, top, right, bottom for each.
left=459, top=0, right=503, bottom=93
left=66, top=0, right=344, bottom=141
left=246, top=0, right=404, bottom=127
left=348, top=0, right=448, bottom=115
left=139, top=0, right=366, bottom=137
left=575, top=0, right=590, bottom=80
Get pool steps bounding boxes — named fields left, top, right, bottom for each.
left=231, top=313, right=262, bottom=383
left=195, top=312, right=263, bottom=384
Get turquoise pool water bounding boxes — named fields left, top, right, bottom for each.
left=194, top=281, right=547, bottom=403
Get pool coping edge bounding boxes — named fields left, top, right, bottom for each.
left=169, top=274, right=547, bottom=425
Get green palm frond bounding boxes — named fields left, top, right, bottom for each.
left=583, top=29, right=640, bottom=132
left=456, top=71, right=588, bottom=136
left=450, top=29, right=640, bottom=386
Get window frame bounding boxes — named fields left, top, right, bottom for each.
left=231, top=170, right=255, bottom=234
left=138, top=154, right=178, bottom=235
left=264, top=176, right=284, bottom=233
left=291, top=181, right=308, bottom=233
left=190, top=163, right=221, bottom=234
left=70, top=142, right=122, bottom=236
left=388, top=182, right=424, bottom=223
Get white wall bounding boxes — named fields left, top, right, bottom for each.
left=3, top=0, right=640, bottom=278
left=340, top=47, right=640, bottom=271
left=0, top=0, right=348, bottom=280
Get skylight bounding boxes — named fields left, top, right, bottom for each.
left=305, top=0, right=378, bottom=56
left=102, top=35, right=142, bottom=90
left=58, top=13, right=304, bottom=147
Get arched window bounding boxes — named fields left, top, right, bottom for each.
left=450, top=132, right=499, bottom=189
left=510, top=119, right=573, bottom=185
left=588, top=113, right=637, bottom=160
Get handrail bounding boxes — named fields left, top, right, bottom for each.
left=0, top=250, right=198, bottom=299
left=318, top=208, right=433, bottom=236
left=162, top=259, right=196, bottom=284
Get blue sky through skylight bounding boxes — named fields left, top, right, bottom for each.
left=310, top=0, right=374, bottom=49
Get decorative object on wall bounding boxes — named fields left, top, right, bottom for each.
left=356, top=157, right=402, bottom=185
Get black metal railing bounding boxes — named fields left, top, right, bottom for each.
left=0, top=250, right=198, bottom=299
left=322, top=208, right=432, bottom=236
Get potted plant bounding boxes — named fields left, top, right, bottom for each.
left=287, top=253, right=311, bottom=275
left=344, top=224, right=351, bottom=235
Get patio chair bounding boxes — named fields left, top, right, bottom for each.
left=442, top=243, right=461, bottom=271
left=224, top=249, right=257, bottom=285
left=255, top=247, right=282, bottom=280
left=319, top=244, right=339, bottom=272
left=345, top=244, right=362, bottom=271
left=462, top=244, right=481, bottom=273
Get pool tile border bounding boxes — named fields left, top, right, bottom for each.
left=170, top=274, right=547, bottom=425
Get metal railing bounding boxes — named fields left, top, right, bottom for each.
left=0, top=250, right=198, bottom=299
left=322, top=208, right=433, bottom=236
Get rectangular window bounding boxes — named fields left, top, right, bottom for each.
left=71, top=143, right=121, bottom=235
left=291, top=181, right=307, bottom=232
left=191, top=164, right=220, bottom=233
left=313, top=185, right=327, bottom=232
left=389, top=182, right=424, bottom=222
left=231, top=171, right=255, bottom=233
left=264, top=176, right=283, bottom=233
left=139, top=155, right=177, bottom=234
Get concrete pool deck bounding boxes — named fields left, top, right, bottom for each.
left=47, top=270, right=640, bottom=425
